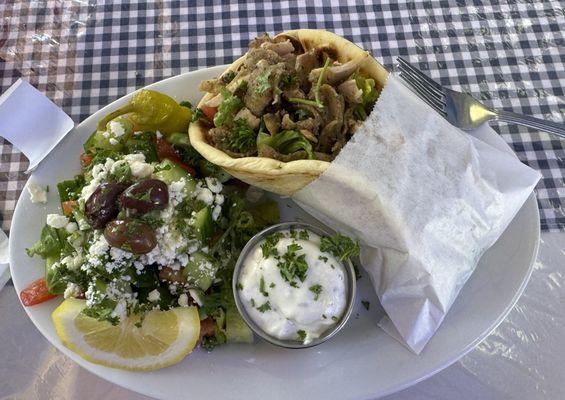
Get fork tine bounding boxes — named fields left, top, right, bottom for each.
left=399, top=72, right=447, bottom=114
left=399, top=75, right=447, bottom=116
left=397, top=57, right=444, bottom=97
left=399, top=71, right=445, bottom=105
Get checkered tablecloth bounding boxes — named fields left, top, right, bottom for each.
left=1, top=0, right=563, bottom=233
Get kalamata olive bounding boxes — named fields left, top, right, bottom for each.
left=120, top=179, right=169, bottom=215
left=104, top=219, right=157, bottom=254
left=85, top=182, right=129, bottom=229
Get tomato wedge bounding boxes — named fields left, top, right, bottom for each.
left=199, top=317, right=216, bottom=341
left=62, top=200, right=78, bottom=216
left=155, top=137, right=196, bottom=176
left=79, top=152, right=93, bottom=170
left=200, top=105, right=218, bottom=121
left=20, top=278, right=58, bottom=306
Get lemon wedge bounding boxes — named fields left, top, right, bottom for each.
left=52, top=298, right=200, bottom=371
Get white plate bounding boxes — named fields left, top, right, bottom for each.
left=9, top=66, right=540, bottom=400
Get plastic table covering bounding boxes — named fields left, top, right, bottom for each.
left=0, top=1, right=563, bottom=399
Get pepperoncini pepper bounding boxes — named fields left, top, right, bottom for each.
left=96, top=90, right=192, bottom=135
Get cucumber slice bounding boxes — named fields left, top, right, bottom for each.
left=153, top=159, right=187, bottom=184
left=192, top=206, right=213, bottom=241
left=182, top=252, right=218, bottom=291
left=226, top=304, right=253, bottom=343
left=45, top=256, right=66, bottom=295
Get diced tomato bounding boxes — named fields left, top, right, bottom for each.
left=200, top=105, right=218, bottom=121
left=20, top=278, right=58, bottom=306
left=199, top=317, right=216, bottom=341
left=79, top=152, right=93, bottom=170
left=155, top=137, right=196, bottom=176
left=61, top=200, right=78, bottom=216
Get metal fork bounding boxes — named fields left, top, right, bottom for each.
left=397, top=57, right=565, bottom=139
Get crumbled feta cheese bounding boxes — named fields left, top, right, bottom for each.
left=27, top=182, right=47, bottom=203
left=130, top=161, right=154, bottom=178
left=64, top=283, right=81, bottom=299
left=169, top=179, right=187, bottom=205
left=65, top=222, right=78, bottom=233
left=85, top=282, right=96, bottom=307
left=110, top=246, right=132, bottom=261
left=108, top=120, right=126, bottom=137
left=46, top=214, right=69, bottom=229
left=196, top=187, right=214, bottom=205
left=212, top=204, right=222, bottom=221
left=156, top=130, right=163, bottom=139
left=102, top=130, right=110, bottom=138
left=104, top=158, right=115, bottom=171
left=110, top=300, right=127, bottom=320
left=124, top=153, right=146, bottom=164
left=178, top=293, right=189, bottom=307
left=61, top=254, right=82, bottom=270
left=215, top=193, right=224, bottom=206
left=177, top=254, right=189, bottom=266
left=205, top=177, right=223, bottom=194
left=148, top=289, right=161, bottom=302
left=89, top=234, right=109, bottom=256
left=109, top=138, right=119, bottom=146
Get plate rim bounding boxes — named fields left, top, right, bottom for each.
left=9, top=65, right=541, bottom=400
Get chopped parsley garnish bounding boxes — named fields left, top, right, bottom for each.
left=331, top=316, right=338, bottom=322
left=318, top=255, right=328, bottom=263
left=320, top=234, right=361, bottom=261
left=226, top=118, right=257, bottom=153
left=250, top=298, right=256, bottom=307
left=294, top=108, right=312, bottom=121
left=261, top=232, right=283, bottom=258
left=180, top=100, right=192, bottom=108
left=297, top=329, right=307, bottom=341
left=289, top=229, right=309, bottom=240
left=236, top=282, right=243, bottom=290
left=309, top=284, right=322, bottom=301
left=255, top=69, right=272, bottom=94
left=257, top=301, right=271, bottom=313
left=361, top=300, right=370, bottom=310
left=281, top=73, right=298, bottom=88
left=214, top=87, right=243, bottom=127
left=322, top=314, right=327, bottom=319
left=259, top=276, right=268, bottom=297
left=277, top=243, right=309, bottom=285
left=269, top=282, right=276, bottom=288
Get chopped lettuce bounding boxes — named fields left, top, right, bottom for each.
left=257, top=130, right=314, bottom=159
left=57, top=175, right=85, bottom=203
left=26, top=225, right=68, bottom=259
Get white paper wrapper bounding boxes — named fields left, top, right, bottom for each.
left=293, top=75, right=541, bottom=354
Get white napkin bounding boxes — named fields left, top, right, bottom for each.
left=0, top=79, right=74, bottom=172
left=293, top=75, right=541, bottom=354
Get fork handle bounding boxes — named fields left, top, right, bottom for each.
left=496, top=110, right=565, bottom=139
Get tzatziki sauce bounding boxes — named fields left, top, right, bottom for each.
left=237, top=229, right=348, bottom=344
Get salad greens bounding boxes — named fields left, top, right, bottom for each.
left=26, top=90, right=281, bottom=351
